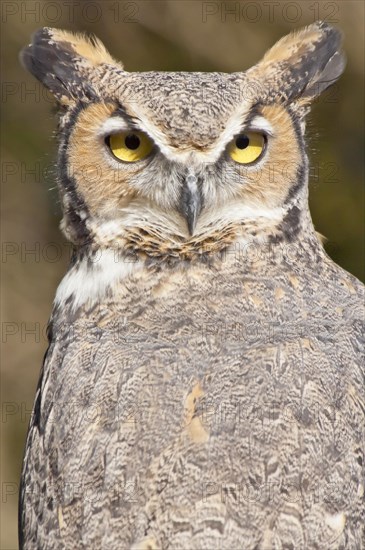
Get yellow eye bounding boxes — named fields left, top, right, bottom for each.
left=107, top=131, right=153, bottom=162
left=228, top=132, right=266, bottom=164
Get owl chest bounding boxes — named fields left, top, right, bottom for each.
left=34, top=268, right=362, bottom=526
left=47, top=266, right=349, bottom=416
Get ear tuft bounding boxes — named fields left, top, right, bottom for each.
left=262, top=21, right=342, bottom=66
left=253, top=21, right=346, bottom=106
left=46, top=28, right=118, bottom=67
left=20, top=28, right=120, bottom=105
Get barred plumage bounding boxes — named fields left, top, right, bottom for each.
left=19, top=22, right=364, bottom=549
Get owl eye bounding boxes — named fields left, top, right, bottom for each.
left=106, top=131, right=153, bottom=162
left=228, top=132, right=266, bottom=164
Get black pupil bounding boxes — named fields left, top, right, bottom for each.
left=236, top=135, right=250, bottom=149
left=125, top=134, right=140, bottom=150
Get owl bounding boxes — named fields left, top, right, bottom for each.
left=19, top=22, right=364, bottom=550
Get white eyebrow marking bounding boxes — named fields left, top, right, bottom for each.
left=248, top=116, right=274, bottom=136
left=98, top=117, right=130, bottom=136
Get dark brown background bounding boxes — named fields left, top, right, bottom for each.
left=1, top=1, right=364, bottom=547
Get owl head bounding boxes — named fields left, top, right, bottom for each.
left=21, top=23, right=345, bottom=261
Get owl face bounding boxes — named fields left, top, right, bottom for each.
left=21, top=23, right=345, bottom=259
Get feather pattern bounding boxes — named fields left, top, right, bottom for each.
left=19, top=21, right=364, bottom=550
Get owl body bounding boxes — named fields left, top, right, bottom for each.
left=21, top=246, right=364, bottom=549
left=19, top=23, right=364, bottom=549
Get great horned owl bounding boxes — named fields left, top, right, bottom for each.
left=19, top=22, right=364, bottom=549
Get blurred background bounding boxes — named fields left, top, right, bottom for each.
left=1, top=1, right=364, bottom=547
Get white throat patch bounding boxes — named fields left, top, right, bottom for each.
left=54, top=248, right=143, bottom=310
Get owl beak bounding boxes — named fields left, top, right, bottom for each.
left=181, top=173, right=203, bottom=236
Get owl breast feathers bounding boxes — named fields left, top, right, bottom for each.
left=19, top=22, right=364, bottom=550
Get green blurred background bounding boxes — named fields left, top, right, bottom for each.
left=1, top=1, right=364, bottom=547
